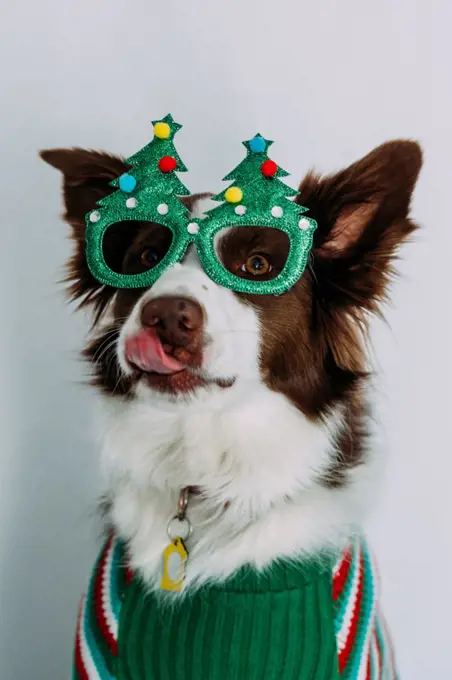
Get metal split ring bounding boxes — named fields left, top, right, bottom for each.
left=167, top=516, right=192, bottom=542
left=167, top=487, right=192, bottom=541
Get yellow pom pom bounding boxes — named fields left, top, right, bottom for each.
left=154, top=122, right=171, bottom=139
left=225, top=187, right=243, bottom=204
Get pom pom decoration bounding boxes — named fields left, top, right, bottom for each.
left=298, top=217, right=311, bottom=230
left=89, top=211, right=100, bottom=223
left=119, top=173, right=137, bottom=193
left=158, top=156, right=177, bottom=173
left=154, top=121, right=171, bottom=139
left=224, top=187, right=243, bottom=204
left=157, top=203, right=169, bottom=215
left=261, top=160, right=278, bottom=177
left=235, top=205, right=247, bottom=216
left=187, top=222, right=199, bottom=235
left=249, top=135, right=266, bottom=153
left=126, top=197, right=138, bottom=209
left=271, top=206, right=284, bottom=218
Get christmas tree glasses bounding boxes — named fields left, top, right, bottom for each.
left=85, top=117, right=317, bottom=295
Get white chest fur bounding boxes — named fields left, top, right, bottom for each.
left=100, top=379, right=378, bottom=590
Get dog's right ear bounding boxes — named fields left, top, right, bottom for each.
left=40, top=148, right=128, bottom=228
left=40, top=148, right=129, bottom=318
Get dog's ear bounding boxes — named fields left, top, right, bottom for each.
left=40, top=148, right=129, bottom=319
left=40, top=148, right=128, bottom=227
left=298, top=140, right=422, bottom=316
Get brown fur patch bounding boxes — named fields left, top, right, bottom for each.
left=236, top=140, right=422, bottom=483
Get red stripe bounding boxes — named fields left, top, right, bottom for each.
left=338, top=552, right=364, bottom=672
left=125, top=565, right=134, bottom=585
left=74, top=597, right=89, bottom=680
left=365, top=646, right=372, bottom=680
left=374, top=629, right=382, bottom=676
left=333, top=546, right=352, bottom=601
left=93, top=536, right=118, bottom=657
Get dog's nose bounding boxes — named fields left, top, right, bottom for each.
left=141, top=296, right=204, bottom=348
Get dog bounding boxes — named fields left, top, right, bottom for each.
left=41, top=134, right=422, bottom=679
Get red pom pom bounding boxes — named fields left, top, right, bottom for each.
left=158, top=156, right=177, bottom=173
left=261, top=159, right=278, bottom=177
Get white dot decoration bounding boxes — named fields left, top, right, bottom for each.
left=298, top=217, right=311, bottom=231
left=187, top=222, right=199, bottom=235
left=157, top=203, right=169, bottom=215
left=126, top=197, right=138, bottom=209
left=271, top=206, right=284, bottom=218
left=89, top=211, right=100, bottom=223
left=235, top=205, right=247, bottom=216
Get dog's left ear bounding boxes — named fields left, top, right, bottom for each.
left=298, top=140, right=422, bottom=314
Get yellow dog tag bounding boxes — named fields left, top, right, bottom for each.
left=160, top=537, right=188, bottom=592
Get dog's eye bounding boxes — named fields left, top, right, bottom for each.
left=140, top=249, right=160, bottom=268
left=242, top=254, right=272, bottom=276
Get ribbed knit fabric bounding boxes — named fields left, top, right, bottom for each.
left=73, top=534, right=397, bottom=679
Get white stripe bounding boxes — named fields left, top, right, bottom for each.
left=337, top=540, right=362, bottom=652
left=79, top=594, right=102, bottom=680
left=101, top=539, right=118, bottom=641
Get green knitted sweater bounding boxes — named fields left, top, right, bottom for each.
left=73, top=535, right=395, bottom=679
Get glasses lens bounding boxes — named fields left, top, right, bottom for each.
left=216, top=226, right=290, bottom=284
left=102, top=221, right=173, bottom=275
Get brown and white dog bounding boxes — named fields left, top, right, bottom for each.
left=40, top=139, right=421, bottom=591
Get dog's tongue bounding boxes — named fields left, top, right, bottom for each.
left=125, top=329, right=185, bottom=375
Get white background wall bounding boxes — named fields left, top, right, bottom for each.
left=1, top=1, right=451, bottom=677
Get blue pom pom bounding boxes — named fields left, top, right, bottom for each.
left=119, top=173, right=137, bottom=193
left=249, top=135, right=266, bottom=153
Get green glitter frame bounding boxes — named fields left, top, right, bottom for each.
left=195, top=213, right=316, bottom=296
left=86, top=209, right=194, bottom=290
left=197, top=133, right=317, bottom=295
left=85, top=120, right=317, bottom=295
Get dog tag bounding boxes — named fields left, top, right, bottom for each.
left=160, top=537, right=188, bottom=592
